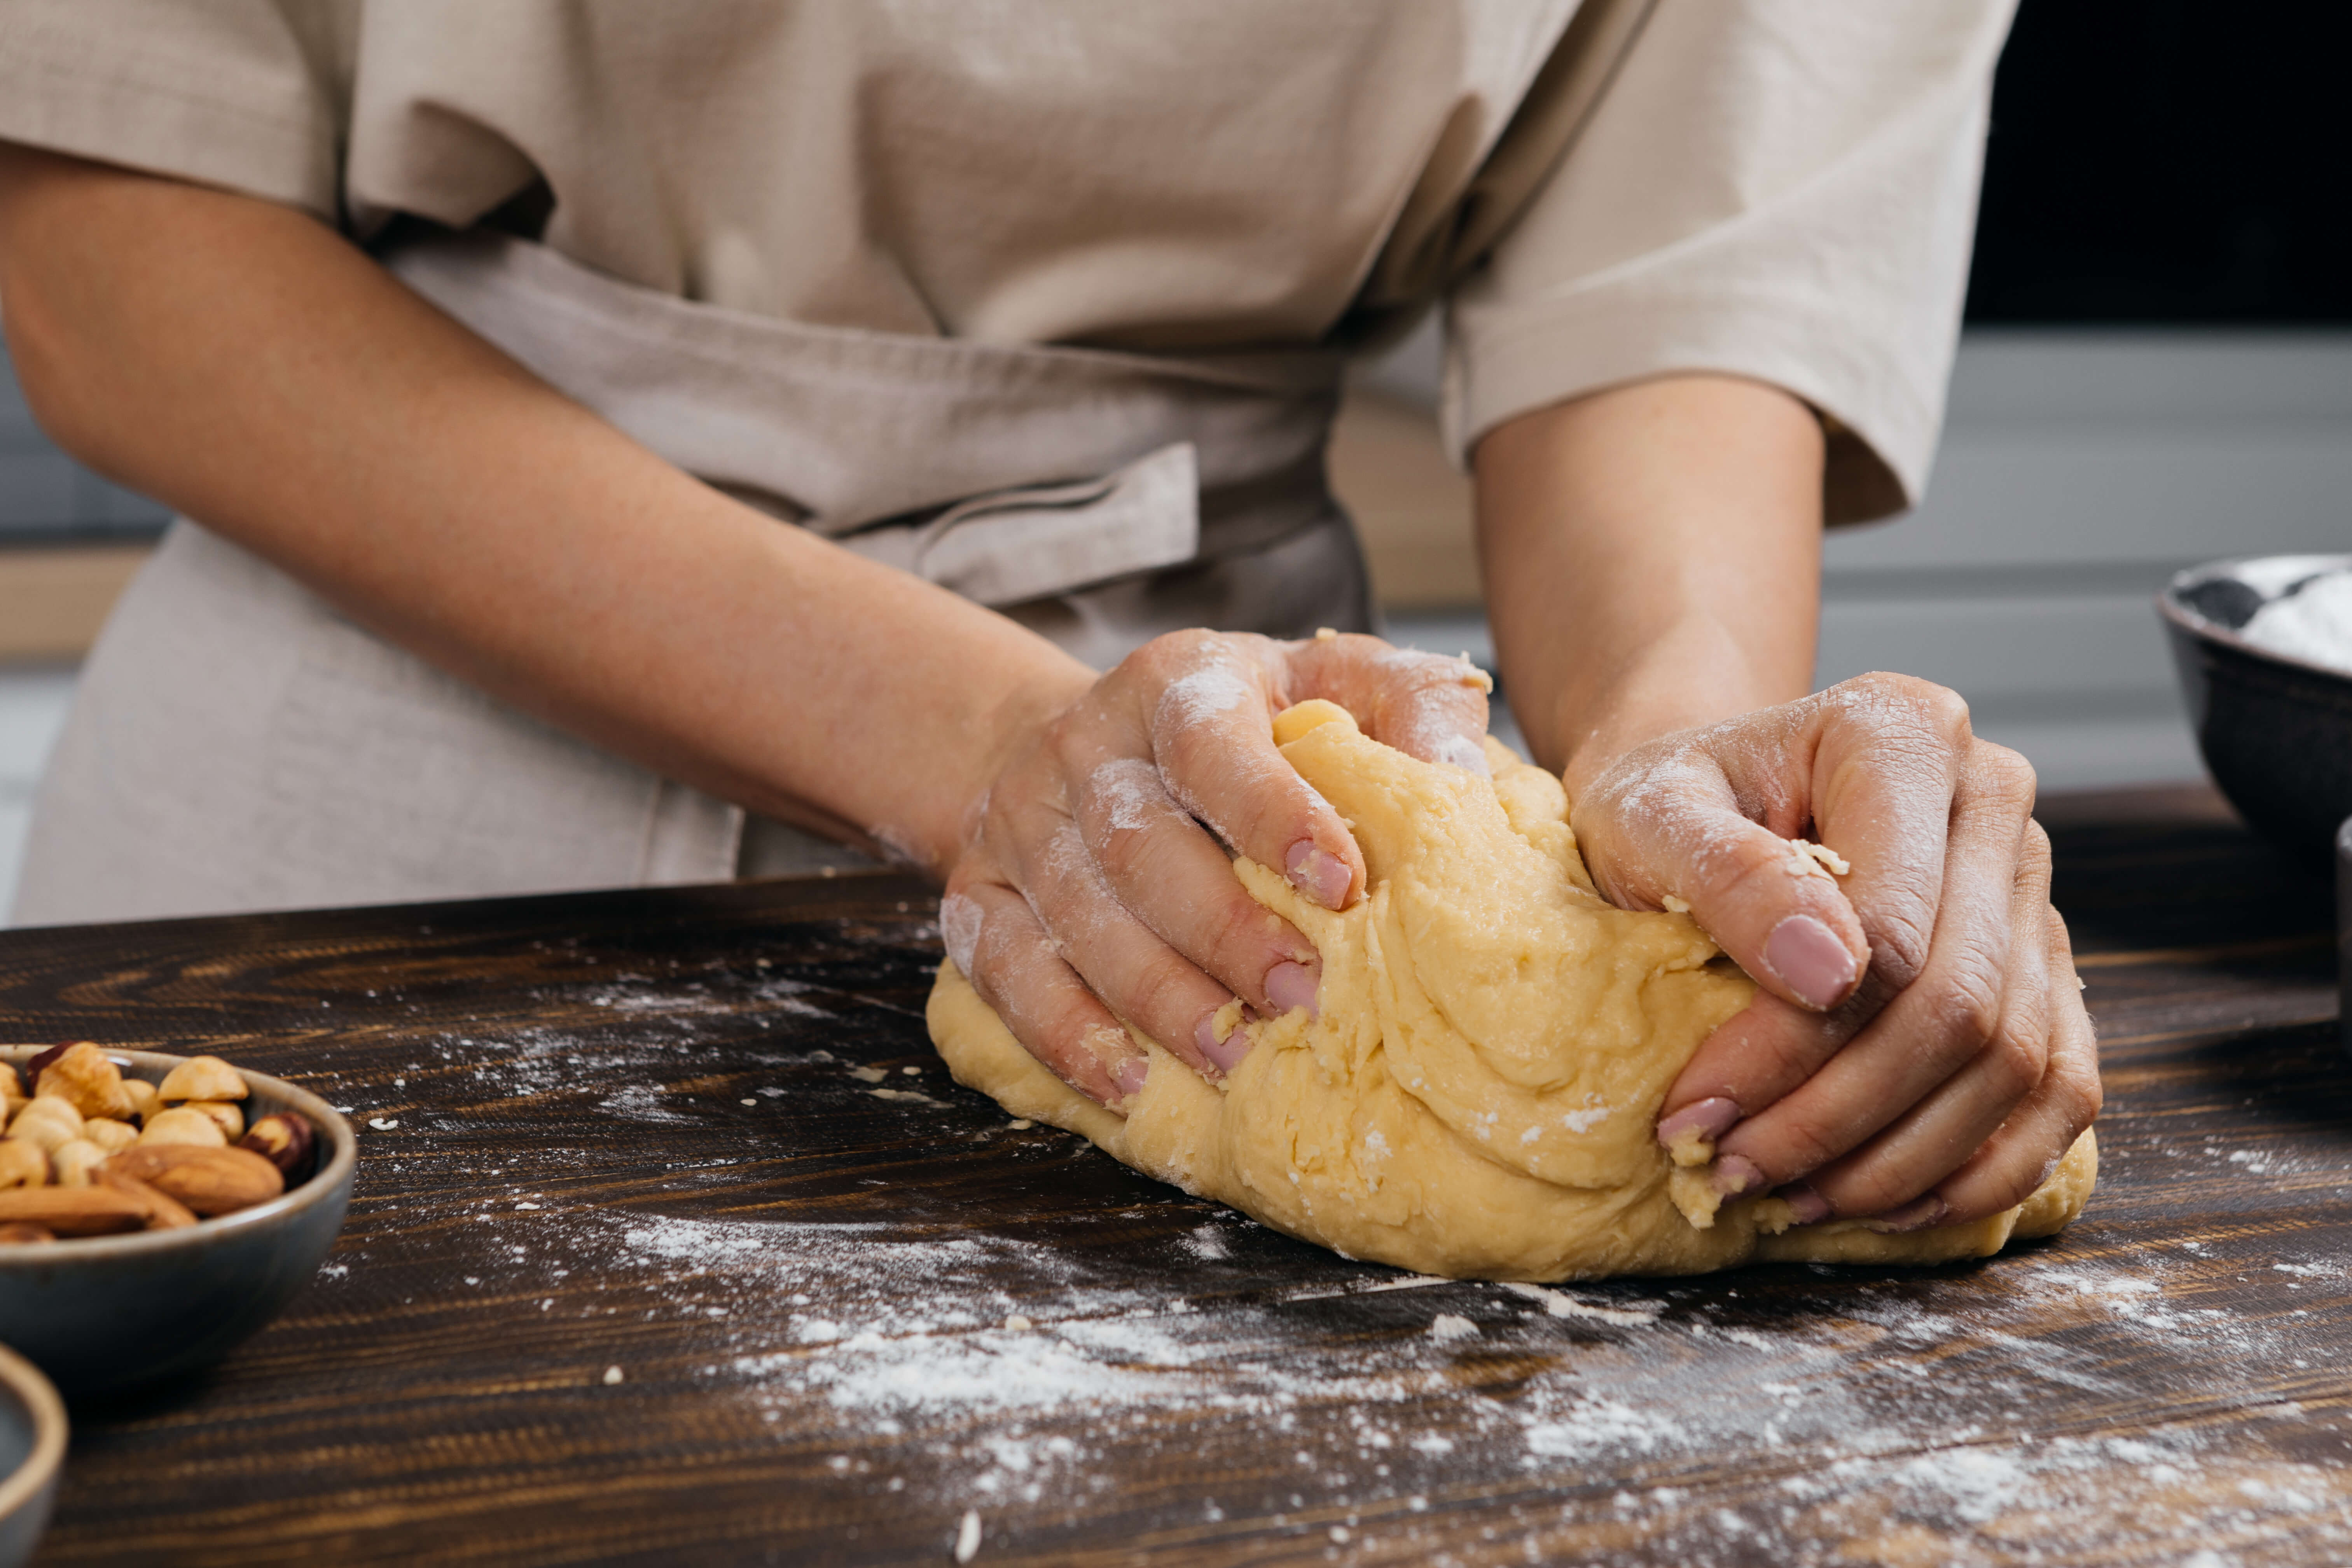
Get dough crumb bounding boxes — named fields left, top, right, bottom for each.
left=1789, top=839, right=1851, bottom=879
left=848, top=1065, right=889, bottom=1084
left=1664, top=1125, right=1716, bottom=1168
left=601, top=1365, right=624, bottom=1385
left=1670, top=1166, right=1725, bottom=1230
left=1428, top=1313, right=1478, bottom=1342
left=1003, top=1313, right=1034, bottom=1331
left=1661, top=893, right=1691, bottom=914
left=1314, top=626, right=1339, bottom=641
left=953, top=1509, right=983, bottom=1563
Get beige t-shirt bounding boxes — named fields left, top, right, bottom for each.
left=0, top=0, right=2012, bottom=522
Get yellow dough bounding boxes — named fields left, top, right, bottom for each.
left=928, top=700, right=2097, bottom=1281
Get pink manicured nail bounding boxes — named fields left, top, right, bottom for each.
left=1195, top=1009, right=1250, bottom=1075
left=1655, top=1096, right=1742, bottom=1150
left=1711, top=1154, right=1765, bottom=1198
left=1763, top=915, right=1859, bottom=1011
left=1779, top=1183, right=1831, bottom=1226
left=1110, top=1056, right=1148, bottom=1100
left=1871, top=1195, right=1948, bottom=1234
left=1265, top=960, right=1320, bottom=1020
left=1285, top=841, right=1352, bottom=910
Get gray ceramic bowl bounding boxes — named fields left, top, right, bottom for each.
left=0, top=1048, right=356, bottom=1394
left=0, top=1343, right=63, bottom=1568
left=2159, top=554, right=2352, bottom=872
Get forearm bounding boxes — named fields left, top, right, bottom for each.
left=0, top=145, right=1089, bottom=872
left=1471, top=375, right=1825, bottom=801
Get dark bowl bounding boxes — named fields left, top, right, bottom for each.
left=2159, top=554, right=2352, bottom=873
left=0, top=1346, right=63, bottom=1568
left=0, top=1049, right=356, bottom=1394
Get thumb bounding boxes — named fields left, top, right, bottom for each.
left=1580, top=757, right=1867, bottom=1014
left=1286, top=633, right=1494, bottom=774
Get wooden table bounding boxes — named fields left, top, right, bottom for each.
left=5, top=789, right=2349, bottom=1566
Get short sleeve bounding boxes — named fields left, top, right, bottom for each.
left=0, top=0, right=355, bottom=221
left=1443, top=1, right=2016, bottom=523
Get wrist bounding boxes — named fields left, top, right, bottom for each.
left=1552, top=616, right=1805, bottom=808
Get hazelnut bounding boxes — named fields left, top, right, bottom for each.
left=239, top=1114, right=318, bottom=1181
left=50, top=1138, right=107, bottom=1187
left=156, top=1056, right=246, bottom=1104
left=104, top=1145, right=283, bottom=1216
left=6, top=1097, right=84, bottom=1152
left=137, top=1107, right=229, bottom=1148
left=0, top=1222, right=55, bottom=1244
left=121, top=1079, right=160, bottom=1125
left=0, top=1185, right=149, bottom=1237
left=181, top=1100, right=245, bottom=1140
left=82, top=1118, right=139, bottom=1154
left=0, top=1140, right=47, bottom=1190
left=36, top=1042, right=137, bottom=1122
left=18, top=1044, right=69, bottom=1084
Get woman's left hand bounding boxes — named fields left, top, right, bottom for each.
left=1570, top=672, right=2102, bottom=1230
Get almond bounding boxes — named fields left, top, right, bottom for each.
left=96, top=1168, right=198, bottom=1230
left=105, top=1145, right=283, bottom=1216
left=0, top=1185, right=148, bottom=1236
left=121, top=1079, right=160, bottom=1125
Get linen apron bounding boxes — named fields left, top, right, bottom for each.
left=10, top=234, right=1373, bottom=925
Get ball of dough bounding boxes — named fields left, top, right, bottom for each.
left=928, top=700, right=2096, bottom=1281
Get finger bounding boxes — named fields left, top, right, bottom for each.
left=1581, top=727, right=1872, bottom=1020
left=948, top=872, right=1148, bottom=1110
left=1012, top=804, right=1261, bottom=1080
left=1712, top=745, right=2043, bottom=1195
left=1921, top=908, right=2102, bottom=1224
left=1071, top=754, right=1319, bottom=1060
left=1648, top=677, right=1985, bottom=1139
left=1284, top=632, right=1494, bottom=774
left=1770, top=825, right=2058, bottom=1219
left=1129, top=632, right=1363, bottom=914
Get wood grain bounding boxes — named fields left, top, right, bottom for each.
left=3, top=799, right=2348, bottom=1566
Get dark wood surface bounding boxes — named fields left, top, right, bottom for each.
left=4, top=793, right=2349, bottom=1566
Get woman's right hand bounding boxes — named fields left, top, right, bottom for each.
left=940, top=629, right=1493, bottom=1107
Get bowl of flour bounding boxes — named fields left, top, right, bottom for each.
left=2160, top=554, right=2352, bottom=868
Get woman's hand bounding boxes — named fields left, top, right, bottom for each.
left=1573, top=672, right=2102, bottom=1229
left=940, top=630, right=1491, bottom=1107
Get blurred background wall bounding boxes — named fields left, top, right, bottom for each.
left=0, top=0, right=2347, bottom=910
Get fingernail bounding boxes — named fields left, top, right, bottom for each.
left=1656, top=1096, right=1742, bottom=1151
left=1763, top=915, right=1860, bottom=1011
left=1711, top=1154, right=1765, bottom=1198
left=1779, top=1183, right=1831, bottom=1226
left=1194, top=1009, right=1251, bottom=1074
left=1110, top=1055, right=1149, bottom=1101
left=1869, top=1194, right=1948, bottom=1234
left=1265, top=960, right=1320, bottom=1020
left=1285, top=841, right=1353, bottom=910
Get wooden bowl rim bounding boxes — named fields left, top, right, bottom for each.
left=0, top=1047, right=356, bottom=1263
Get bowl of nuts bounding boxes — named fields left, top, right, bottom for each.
left=0, top=1044, right=356, bottom=1393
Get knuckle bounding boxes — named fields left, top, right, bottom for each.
left=1769, top=1113, right=1845, bottom=1178
left=1978, top=1026, right=2049, bottom=1103
left=1974, top=741, right=2039, bottom=808
left=1867, top=903, right=1936, bottom=989
left=1924, top=961, right=2004, bottom=1058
